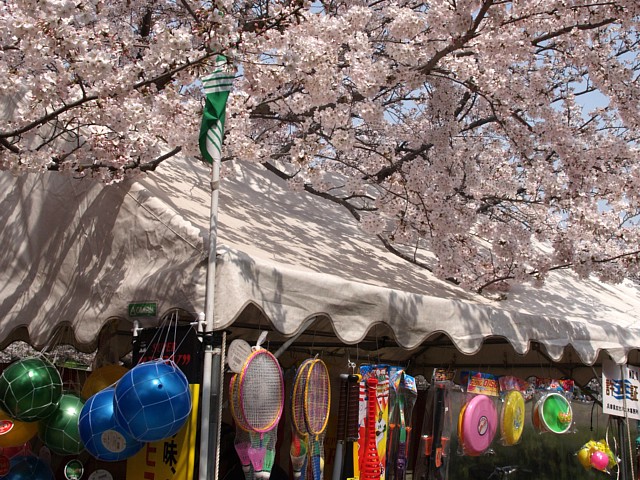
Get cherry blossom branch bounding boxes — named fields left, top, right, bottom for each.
left=0, top=94, right=98, bottom=140
left=478, top=249, right=640, bottom=294
left=532, top=17, right=617, bottom=45
left=0, top=137, right=20, bottom=153
left=47, top=146, right=182, bottom=173
left=1, top=52, right=217, bottom=141
left=262, top=160, right=365, bottom=220
left=178, top=0, right=200, bottom=24
left=415, top=0, right=494, bottom=76
left=376, top=234, right=436, bottom=273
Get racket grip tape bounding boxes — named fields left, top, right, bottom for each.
left=336, top=374, right=349, bottom=441
left=345, top=374, right=360, bottom=440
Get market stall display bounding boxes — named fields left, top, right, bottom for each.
left=2, top=152, right=640, bottom=479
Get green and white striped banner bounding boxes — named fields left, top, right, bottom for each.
left=198, top=55, right=234, bottom=164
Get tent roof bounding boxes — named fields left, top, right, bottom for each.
left=1, top=155, right=640, bottom=373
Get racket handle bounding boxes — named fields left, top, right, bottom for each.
left=341, top=440, right=355, bottom=480
left=345, top=374, right=360, bottom=441
left=396, top=441, right=407, bottom=480
left=342, top=374, right=361, bottom=480
left=310, top=438, right=324, bottom=480
left=332, top=441, right=345, bottom=480
left=336, top=374, right=349, bottom=440
left=332, top=374, right=348, bottom=480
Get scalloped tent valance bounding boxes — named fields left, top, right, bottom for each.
left=1, top=155, right=640, bottom=373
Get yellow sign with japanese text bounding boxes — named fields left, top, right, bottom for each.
left=126, top=384, right=200, bottom=479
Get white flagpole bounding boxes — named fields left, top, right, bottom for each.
left=199, top=128, right=226, bottom=480
left=197, top=57, right=232, bottom=480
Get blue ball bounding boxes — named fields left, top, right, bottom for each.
left=113, top=360, right=191, bottom=442
left=79, top=387, right=144, bottom=461
left=5, top=455, right=54, bottom=480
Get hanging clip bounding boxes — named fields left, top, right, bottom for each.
left=254, top=330, right=268, bottom=351
left=348, top=360, right=356, bottom=374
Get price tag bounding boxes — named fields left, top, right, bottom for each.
left=227, top=339, right=252, bottom=373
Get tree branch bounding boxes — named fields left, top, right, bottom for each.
left=0, top=137, right=20, bottom=153
left=0, top=53, right=215, bottom=140
left=532, top=18, right=617, bottom=45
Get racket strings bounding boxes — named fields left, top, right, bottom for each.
left=240, top=352, right=284, bottom=433
left=292, top=362, right=311, bottom=437
left=304, top=360, right=331, bottom=480
left=304, top=361, right=330, bottom=435
left=291, top=360, right=314, bottom=480
left=237, top=350, right=285, bottom=480
left=230, top=375, right=247, bottom=429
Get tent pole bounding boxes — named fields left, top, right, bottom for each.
left=619, top=416, right=631, bottom=480
left=617, top=363, right=635, bottom=480
left=198, top=154, right=224, bottom=480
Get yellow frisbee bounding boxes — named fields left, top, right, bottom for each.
left=500, top=390, right=525, bottom=446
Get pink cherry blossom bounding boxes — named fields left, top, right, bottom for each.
left=1, top=0, right=639, bottom=291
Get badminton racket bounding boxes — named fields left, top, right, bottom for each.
left=428, top=385, right=446, bottom=480
left=229, top=374, right=254, bottom=480
left=395, top=386, right=407, bottom=480
left=304, top=359, right=331, bottom=480
left=360, top=377, right=381, bottom=480
left=238, top=348, right=284, bottom=480
left=332, top=373, right=349, bottom=480
left=291, top=358, right=314, bottom=480
left=341, top=373, right=361, bottom=480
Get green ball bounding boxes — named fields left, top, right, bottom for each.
left=0, top=357, right=63, bottom=421
left=39, top=393, right=85, bottom=455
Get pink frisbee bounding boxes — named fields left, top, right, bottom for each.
left=460, top=395, right=498, bottom=455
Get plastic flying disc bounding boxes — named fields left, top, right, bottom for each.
left=539, top=393, right=572, bottom=434
left=457, top=402, right=468, bottom=445
left=500, top=390, right=525, bottom=446
left=458, top=395, right=497, bottom=455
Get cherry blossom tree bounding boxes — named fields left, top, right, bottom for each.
left=1, top=0, right=639, bottom=292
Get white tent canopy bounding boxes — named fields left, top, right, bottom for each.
left=1, top=155, right=640, bottom=377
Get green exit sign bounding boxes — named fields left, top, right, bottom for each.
left=128, top=302, right=157, bottom=318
